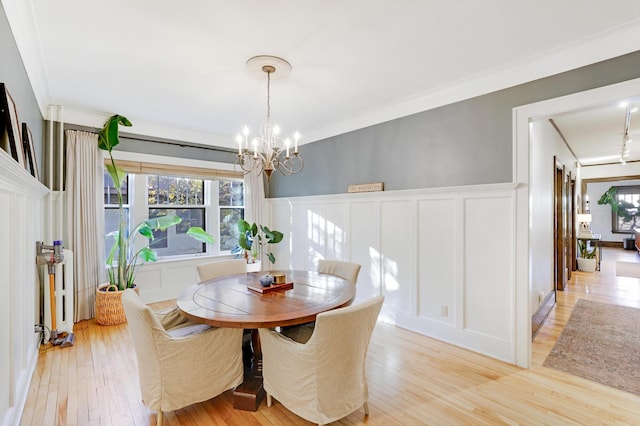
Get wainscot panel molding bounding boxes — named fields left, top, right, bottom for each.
left=134, top=255, right=238, bottom=303
left=267, top=182, right=517, bottom=363
left=0, top=150, right=48, bottom=426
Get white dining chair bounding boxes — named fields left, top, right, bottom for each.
left=317, top=259, right=361, bottom=286
left=280, top=259, right=362, bottom=342
left=122, top=289, right=244, bottom=426
left=259, top=295, right=384, bottom=426
left=196, top=258, right=247, bottom=282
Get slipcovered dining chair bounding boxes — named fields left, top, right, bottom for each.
left=317, top=259, right=361, bottom=286
left=259, top=295, right=384, bottom=426
left=280, top=259, right=362, bottom=341
left=122, top=289, right=244, bottom=426
left=196, top=258, right=246, bottom=282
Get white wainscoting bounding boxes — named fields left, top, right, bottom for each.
left=0, top=151, right=48, bottom=426
left=135, top=254, right=238, bottom=303
left=268, top=183, right=517, bottom=363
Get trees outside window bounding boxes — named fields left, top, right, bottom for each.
left=103, top=171, right=244, bottom=259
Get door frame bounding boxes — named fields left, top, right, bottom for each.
left=513, top=77, right=640, bottom=368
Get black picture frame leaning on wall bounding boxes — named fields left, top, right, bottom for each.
left=22, top=122, right=38, bottom=179
left=0, top=83, right=26, bottom=168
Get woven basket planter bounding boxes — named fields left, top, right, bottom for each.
left=95, top=283, right=137, bottom=325
left=577, top=257, right=597, bottom=272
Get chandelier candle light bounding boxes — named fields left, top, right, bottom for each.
left=235, top=55, right=303, bottom=182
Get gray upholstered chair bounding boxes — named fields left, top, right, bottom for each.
left=196, top=258, right=246, bottom=282
left=317, top=259, right=361, bottom=285
left=259, top=295, right=384, bottom=426
left=122, top=289, right=244, bottom=426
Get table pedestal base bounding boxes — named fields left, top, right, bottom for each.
left=232, top=376, right=265, bottom=411
left=232, top=329, right=265, bottom=411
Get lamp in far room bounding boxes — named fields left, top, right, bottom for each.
left=576, top=213, right=593, bottom=238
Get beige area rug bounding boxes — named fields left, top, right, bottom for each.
left=616, top=261, right=640, bottom=278
left=543, top=299, right=640, bottom=395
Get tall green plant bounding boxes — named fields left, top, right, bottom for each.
left=598, top=186, right=640, bottom=230
left=98, top=114, right=214, bottom=290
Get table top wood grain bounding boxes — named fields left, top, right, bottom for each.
left=176, top=270, right=355, bottom=328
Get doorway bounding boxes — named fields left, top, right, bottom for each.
left=514, top=76, right=640, bottom=368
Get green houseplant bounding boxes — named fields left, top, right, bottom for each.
left=597, top=186, right=640, bottom=230
left=96, top=115, right=214, bottom=324
left=577, top=239, right=597, bottom=272
left=233, top=219, right=283, bottom=264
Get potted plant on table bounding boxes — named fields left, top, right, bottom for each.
left=577, top=239, right=597, bottom=272
left=232, top=219, right=284, bottom=267
left=96, top=114, right=214, bottom=325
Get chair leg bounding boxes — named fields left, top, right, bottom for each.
left=157, top=410, right=163, bottom=426
left=363, top=401, right=369, bottom=416
left=267, top=393, right=272, bottom=407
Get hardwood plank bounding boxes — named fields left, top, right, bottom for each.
left=20, top=248, right=640, bottom=425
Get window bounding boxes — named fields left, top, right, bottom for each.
left=103, top=164, right=244, bottom=260
left=219, top=180, right=245, bottom=251
left=611, top=185, right=640, bottom=233
left=147, top=175, right=206, bottom=256
left=104, top=172, right=129, bottom=259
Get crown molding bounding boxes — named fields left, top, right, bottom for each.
left=5, top=0, right=640, bottom=146
left=302, top=20, right=640, bottom=144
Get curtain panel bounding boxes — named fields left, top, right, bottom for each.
left=65, top=130, right=106, bottom=321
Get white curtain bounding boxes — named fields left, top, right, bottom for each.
left=244, top=172, right=266, bottom=261
left=65, top=130, right=106, bottom=321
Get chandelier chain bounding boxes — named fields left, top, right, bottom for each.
left=266, top=70, right=271, bottom=122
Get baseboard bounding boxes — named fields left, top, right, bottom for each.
left=4, top=336, right=40, bottom=426
left=532, top=291, right=556, bottom=339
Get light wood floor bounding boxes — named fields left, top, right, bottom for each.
left=21, top=248, right=640, bottom=425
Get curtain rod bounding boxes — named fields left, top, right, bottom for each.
left=59, top=122, right=236, bottom=155
left=119, top=132, right=236, bottom=154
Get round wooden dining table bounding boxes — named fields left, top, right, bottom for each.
left=176, top=269, right=356, bottom=411
left=176, top=269, right=355, bottom=329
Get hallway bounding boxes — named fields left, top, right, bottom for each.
left=533, top=246, right=640, bottom=365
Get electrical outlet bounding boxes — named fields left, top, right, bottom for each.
left=440, top=305, right=448, bottom=317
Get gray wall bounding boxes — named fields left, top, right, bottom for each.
left=0, top=4, right=43, bottom=179
left=269, top=51, right=640, bottom=198
left=64, top=123, right=238, bottom=164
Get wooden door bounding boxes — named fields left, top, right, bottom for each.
left=554, top=161, right=570, bottom=291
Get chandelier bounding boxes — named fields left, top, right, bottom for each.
left=235, top=56, right=303, bottom=181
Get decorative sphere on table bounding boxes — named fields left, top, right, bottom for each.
left=259, top=273, right=274, bottom=287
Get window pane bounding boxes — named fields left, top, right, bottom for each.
left=612, top=186, right=640, bottom=233
left=104, top=171, right=128, bottom=204
left=219, top=180, right=244, bottom=206
left=148, top=175, right=204, bottom=206
left=104, top=206, right=129, bottom=260
left=148, top=208, right=205, bottom=256
left=220, top=208, right=244, bottom=251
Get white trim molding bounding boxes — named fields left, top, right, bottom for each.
left=268, top=183, right=518, bottom=364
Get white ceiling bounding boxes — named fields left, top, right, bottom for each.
left=4, top=0, right=640, bottom=159
left=550, top=98, right=640, bottom=166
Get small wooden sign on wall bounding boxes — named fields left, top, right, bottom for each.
left=347, top=182, right=384, bottom=193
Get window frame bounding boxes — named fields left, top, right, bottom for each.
left=103, top=153, right=244, bottom=261
left=610, top=185, right=640, bottom=234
